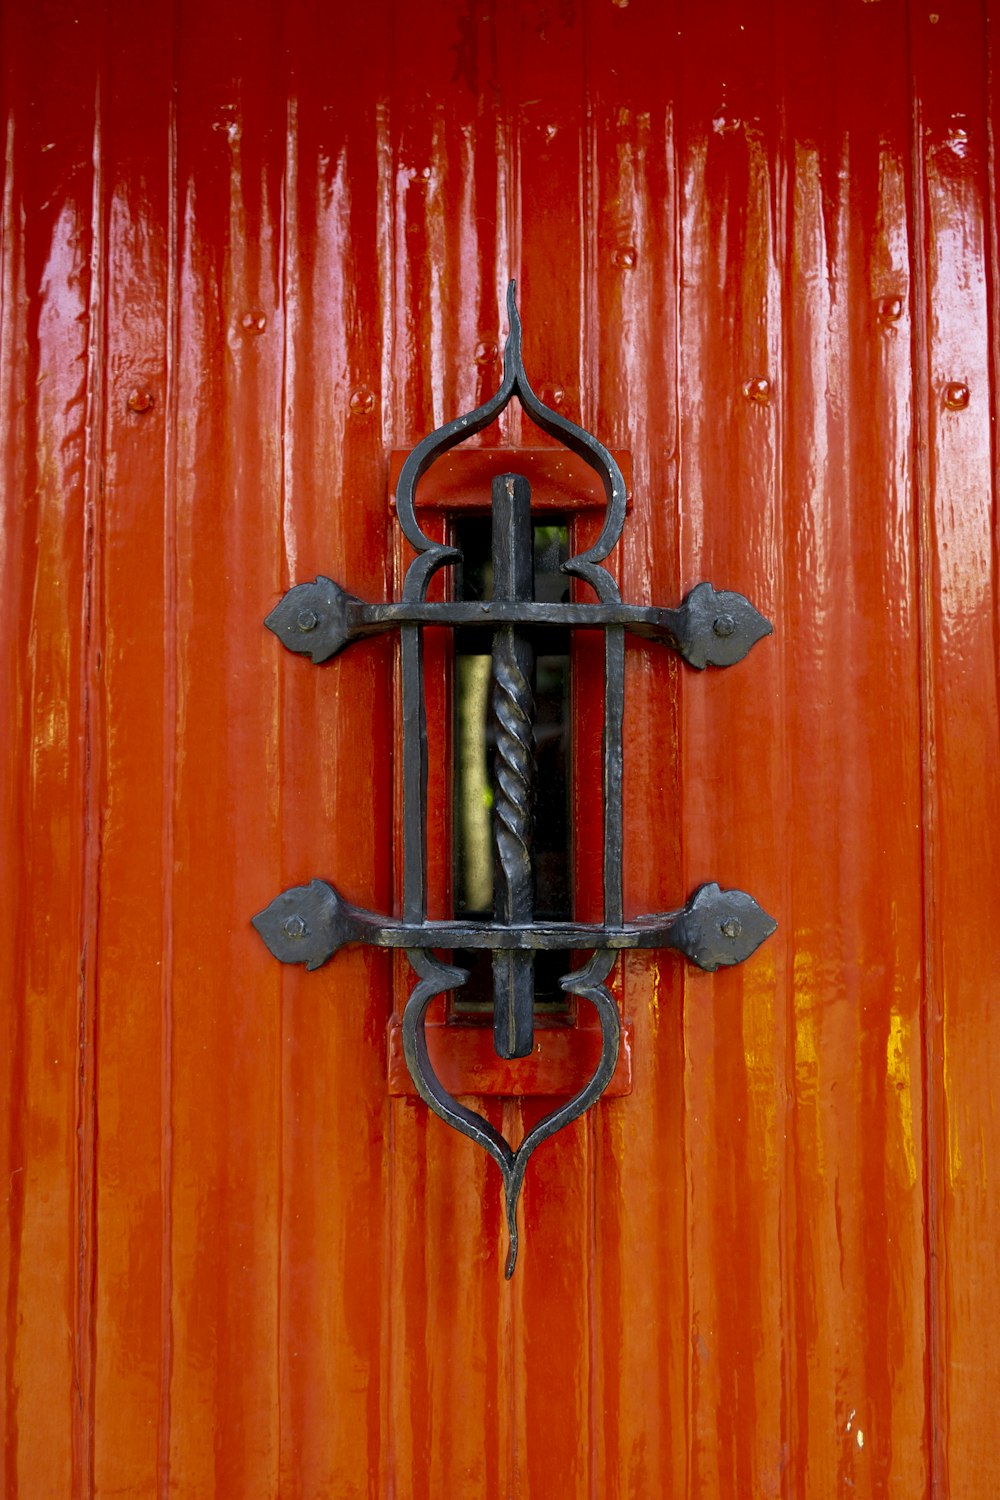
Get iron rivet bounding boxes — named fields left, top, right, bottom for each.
left=943, top=380, right=970, bottom=410
left=127, top=388, right=154, bottom=414
left=713, top=614, right=737, bottom=638
left=296, top=608, right=319, bottom=632
left=613, top=245, right=638, bottom=269
left=878, top=296, right=904, bottom=322
left=283, top=914, right=307, bottom=939
left=721, top=917, right=742, bottom=940
left=744, top=376, right=772, bottom=403
left=242, top=311, right=267, bottom=333
left=350, top=387, right=376, bottom=416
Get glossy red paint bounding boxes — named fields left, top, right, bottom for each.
left=3, top=1, right=1000, bottom=1495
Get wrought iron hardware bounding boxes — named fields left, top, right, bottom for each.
left=254, top=282, right=776, bottom=1276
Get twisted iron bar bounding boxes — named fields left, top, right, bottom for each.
left=490, top=645, right=535, bottom=899
left=490, top=638, right=537, bottom=1059
left=490, top=473, right=537, bottom=1060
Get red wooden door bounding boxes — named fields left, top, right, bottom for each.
left=3, top=1, right=999, bottom=1495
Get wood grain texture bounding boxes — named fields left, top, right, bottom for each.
left=2, top=1, right=998, bottom=1495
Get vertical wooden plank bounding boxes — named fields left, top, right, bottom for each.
left=90, top=6, right=174, bottom=1492
left=676, top=1, right=929, bottom=1495
left=674, top=4, right=790, bottom=1492
left=0, top=3, right=100, bottom=1493
left=912, top=1, right=1000, bottom=1490
left=776, top=4, right=928, bottom=1493
left=165, top=1, right=286, bottom=1491
left=585, top=4, right=686, bottom=1495
left=274, top=2, right=393, bottom=1495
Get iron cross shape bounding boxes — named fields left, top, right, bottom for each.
left=253, top=282, right=776, bottom=1275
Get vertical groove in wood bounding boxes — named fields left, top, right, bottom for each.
left=774, top=35, right=796, bottom=1500
left=772, top=22, right=795, bottom=1497
left=274, top=77, right=291, bottom=1500
left=158, top=70, right=179, bottom=1500
left=0, top=40, right=30, bottom=1500
left=76, top=53, right=105, bottom=1495
left=984, top=31, right=1000, bottom=1484
left=908, top=25, right=945, bottom=1500
left=268, top=43, right=290, bottom=1477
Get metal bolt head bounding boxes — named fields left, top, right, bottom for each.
left=713, top=613, right=737, bottom=638
left=744, top=376, right=772, bottom=404
left=350, top=387, right=375, bottom=416
left=720, top=917, right=743, bottom=940
left=127, top=387, right=154, bottom=413
left=283, top=914, right=307, bottom=940
left=943, top=380, right=970, bottom=410
left=296, top=608, right=320, bottom=633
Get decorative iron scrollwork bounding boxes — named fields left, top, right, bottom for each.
left=254, top=282, right=775, bottom=1276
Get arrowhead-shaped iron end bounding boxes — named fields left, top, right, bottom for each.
left=264, top=576, right=360, bottom=663
left=670, top=882, right=776, bottom=971
left=675, top=582, right=773, bottom=670
left=252, top=878, right=353, bottom=970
